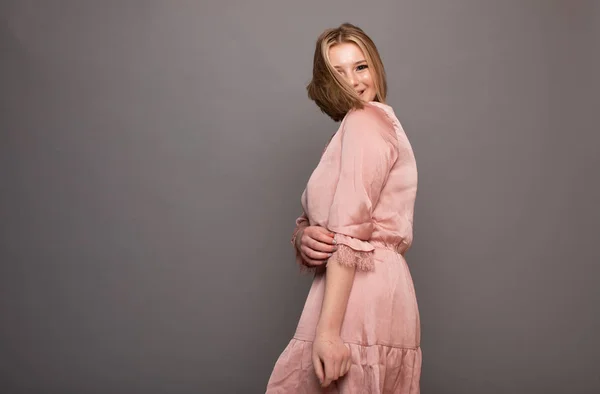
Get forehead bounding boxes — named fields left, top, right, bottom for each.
left=328, top=42, right=366, bottom=66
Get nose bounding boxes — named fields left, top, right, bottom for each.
left=347, top=72, right=359, bottom=87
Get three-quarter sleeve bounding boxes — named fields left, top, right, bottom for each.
left=327, top=107, right=398, bottom=271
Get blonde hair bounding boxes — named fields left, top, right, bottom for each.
left=307, top=23, right=388, bottom=122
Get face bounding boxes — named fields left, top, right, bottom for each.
left=328, top=42, right=377, bottom=102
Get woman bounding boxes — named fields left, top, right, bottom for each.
left=266, top=23, right=421, bottom=393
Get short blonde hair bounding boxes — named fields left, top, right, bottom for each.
left=307, top=23, right=388, bottom=122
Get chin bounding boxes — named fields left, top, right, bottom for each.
left=363, top=92, right=376, bottom=102
left=357, top=89, right=376, bottom=102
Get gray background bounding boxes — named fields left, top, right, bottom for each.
left=1, top=1, right=599, bottom=393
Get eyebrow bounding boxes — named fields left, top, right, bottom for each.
left=333, top=60, right=367, bottom=69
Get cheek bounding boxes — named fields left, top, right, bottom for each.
left=361, top=72, right=374, bottom=87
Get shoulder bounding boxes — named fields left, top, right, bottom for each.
left=342, top=103, right=398, bottom=147
left=344, top=102, right=392, bottom=129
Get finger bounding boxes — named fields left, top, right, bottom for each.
left=310, top=228, right=337, bottom=244
left=301, top=246, right=331, bottom=262
left=334, top=359, right=341, bottom=382
left=339, top=359, right=347, bottom=377
left=304, top=248, right=333, bottom=260
left=301, top=255, right=327, bottom=267
left=303, top=226, right=335, bottom=243
left=342, top=355, right=351, bottom=376
left=305, top=259, right=326, bottom=267
left=323, top=358, right=334, bottom=387
left=342, top=344, right=351, bottom=375
left=343, top=360, right=351, bottom=376
left=346, top=359, right=352, bottom=376
left=339, top=352, right=348, bottom=377
left=312, top=355, right=324, bottom=385
left=300, top=250, right=322, bottom=265
left=306, top=238, right=337, bottom=254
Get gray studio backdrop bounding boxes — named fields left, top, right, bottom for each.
left=1, top=1, right=599, bottom=393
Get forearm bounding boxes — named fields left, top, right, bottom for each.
left=316, top=258, right=356, bottom=336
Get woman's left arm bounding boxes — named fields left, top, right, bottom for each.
left=312, top=107, right=399, bottom=387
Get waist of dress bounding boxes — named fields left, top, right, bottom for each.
left=369, top=239, right=411, bottom=256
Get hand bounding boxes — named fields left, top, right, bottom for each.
left=296, top=226, right=338, bottom=267
left=312, top=332, right=351, bottom=387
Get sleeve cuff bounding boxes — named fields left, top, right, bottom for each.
left=333, top=233, right=374, bottom=252
left=331, top=234, right=375, bottom=271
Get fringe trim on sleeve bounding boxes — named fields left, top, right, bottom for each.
left=331, top=244, right=375, bottom=271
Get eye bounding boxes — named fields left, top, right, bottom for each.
left=357, top=64, right=368, bottom=71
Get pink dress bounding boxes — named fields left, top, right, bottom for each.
left=266, top=101, right=421, bottom=393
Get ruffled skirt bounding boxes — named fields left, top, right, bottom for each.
left=266, top=339, right=421, bottom=393
left=266, top=248, right=421, bottom=393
